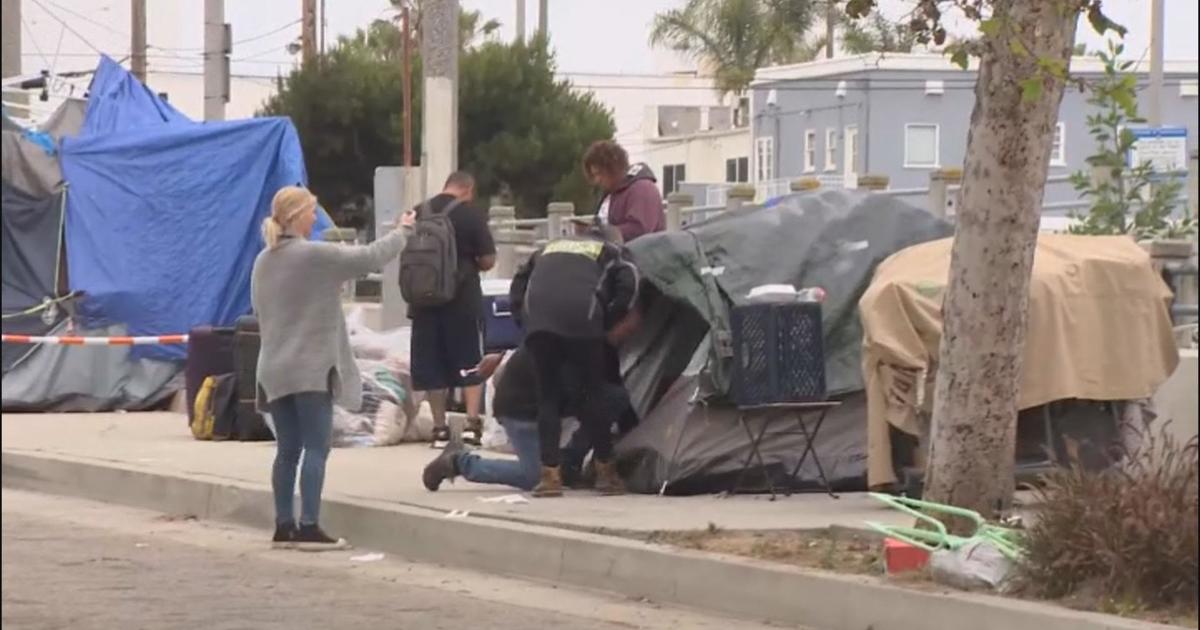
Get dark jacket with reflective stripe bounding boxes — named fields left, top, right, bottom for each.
left=509, top=235, right=638, bottom=340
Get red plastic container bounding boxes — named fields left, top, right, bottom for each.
left=883, top=538, right=930, bottom=574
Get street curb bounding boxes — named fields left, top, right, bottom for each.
left=1, top=450, right=1179, bottom=630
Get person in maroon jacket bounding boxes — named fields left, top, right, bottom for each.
left=583, top=140, right=666, bottom=242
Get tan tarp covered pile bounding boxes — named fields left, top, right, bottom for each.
left=859, top=234, right=1180, bottom=487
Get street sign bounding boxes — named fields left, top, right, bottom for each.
left=1128, top=126, right=1189, bottom=174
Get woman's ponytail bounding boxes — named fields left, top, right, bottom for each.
left=261, top=216, right=283, bottom=248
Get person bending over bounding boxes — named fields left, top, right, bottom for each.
left=509, top=225, right=639, bottom=497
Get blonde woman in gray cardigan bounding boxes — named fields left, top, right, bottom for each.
left=252, top=186, right=404, bottom=551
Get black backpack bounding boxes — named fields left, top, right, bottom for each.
left=399, top=199, right=461, bottom=307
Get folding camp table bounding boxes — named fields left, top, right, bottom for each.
left=728, top=401, right=841, bottom=499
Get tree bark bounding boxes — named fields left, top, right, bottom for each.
left=923, top=0, right=1079, bottom=530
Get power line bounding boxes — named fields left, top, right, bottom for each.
left=152, top=18, right=303, bottom=52
left=21, top=17, right=54, bottom=70
left=42, top=0, right=126, bottom=39
left=29, top=0, right=106, bottom=55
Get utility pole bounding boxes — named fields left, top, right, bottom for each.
left=538, top=0, right=547, bottom=36
left=319, top=0, right=327, bottom=56
left=824, top=1, right=835, bottom=59
left=131, top=0, right=147, bottom=82
left=516, top=0, right=526, bottom=42
left=1, top=0, right=24, bottom=118
left=402, top=5, right=413, bottom=167
left=421, top=0, right=459, bottom=198
left=301, top=0, right=317, bottom=64
left=1148, top=0, right=1164, bottom=127
left=203, top=0, right=228, bottom=121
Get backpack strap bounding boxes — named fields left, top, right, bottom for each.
left=437, top=198, right=464, bottom=217
left=416, top=198, right=463, bottom=219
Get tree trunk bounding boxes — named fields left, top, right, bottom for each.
left=923, top=1, right=1079, bottom=531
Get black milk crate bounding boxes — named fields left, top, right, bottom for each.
left=730, top=300, right=826, bottom=406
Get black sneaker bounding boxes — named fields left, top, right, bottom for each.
left=423, top=441, right=466, bottom=491
left=271, top=522, right=297, bottom=549
left=464, top=417, right=484, bottom=447
left=431, top=425, right=451, bottom=449
left=294, top=524, right=350, bottom=552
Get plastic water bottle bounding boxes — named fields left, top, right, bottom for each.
left=796, top=287, right=826, bottom=303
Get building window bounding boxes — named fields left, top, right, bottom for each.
left=1050, top=122, right=1066, bottom=166
left=904, top=123, right=940, bottom=168
left=804, top=130, right=817, bottom=173
left=734, top=97, right=751, bottom=127
left=662, top=163, right=686, bottom=195
left=824, top=129, right=838, bottom=172
left=726, top=157, right=749, bottom=183
left=755, top=137, right=775, bottom=181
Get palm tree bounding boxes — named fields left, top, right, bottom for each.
left=380, top=0, right=501, bottom=53
left=649, top=0, right=820, bottom=97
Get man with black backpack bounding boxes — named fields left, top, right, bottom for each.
left=401, top=171, right=496, bottom=448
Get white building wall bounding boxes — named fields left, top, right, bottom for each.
left=562, top=72, right=727, bottom=164
left=644, top=128, right=752, bottom=192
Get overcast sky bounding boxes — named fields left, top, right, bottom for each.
left=19, top=0, right=1200, bottom=79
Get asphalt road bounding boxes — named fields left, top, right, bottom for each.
left=1, top=489, right=797, bottom=630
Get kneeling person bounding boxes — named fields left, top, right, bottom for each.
left=422, top=348, right=625, bottom=492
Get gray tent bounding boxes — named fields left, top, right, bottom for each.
left=1, top=182, right=67, bottom=373
left=614, top=190, right=953, bottom=494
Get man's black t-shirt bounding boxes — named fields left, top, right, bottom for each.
left=492, top=348, right=551, bottom=420
left=409, top=193, right=496, bottom=315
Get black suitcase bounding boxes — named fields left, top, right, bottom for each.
left=233, top=315, right=272, bottom=441
left=185, top=326, right=236, bottom=425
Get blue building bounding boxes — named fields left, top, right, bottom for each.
left=749, top=53, right=1199, bottom=210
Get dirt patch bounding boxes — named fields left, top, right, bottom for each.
left=628, top=525, right=883, bottom=575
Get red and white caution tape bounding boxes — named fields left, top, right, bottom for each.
left=1, top=334, right=189, bottom=346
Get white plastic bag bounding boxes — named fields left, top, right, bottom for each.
left=928, top=540, right=1015, bottom=592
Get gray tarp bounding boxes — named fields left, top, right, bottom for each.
left=1, top=319, right=180, bottom=412
left=1, top=182, right=66, bottom=373
left=614, top=190, right=952, bottom=494
left=0, top=99, right=83, bottom=198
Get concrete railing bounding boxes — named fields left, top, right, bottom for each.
left=486, top=153, right=1199, bottom=276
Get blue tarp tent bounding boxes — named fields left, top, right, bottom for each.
left=60, top=56, right=332, bottom=361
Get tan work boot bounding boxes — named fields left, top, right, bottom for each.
left=593, top=459, right=626, bottom=496
left=532, top=466, right=564, bottom=498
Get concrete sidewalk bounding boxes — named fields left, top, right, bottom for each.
left=0, top=412, right=911, bottom=534
left=4, top=412, right=1175, bottom=630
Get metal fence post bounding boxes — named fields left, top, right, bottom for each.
left=726, top=184, right=756, bottom=211
left=546, top=201, right=574, bottom=239
left=666, top=192, right=693, bottom=230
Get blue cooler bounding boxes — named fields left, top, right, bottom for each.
left=482, top=278, right=523, bottom=352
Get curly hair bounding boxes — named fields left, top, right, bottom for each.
left=582, top=140, right=630, bottom=177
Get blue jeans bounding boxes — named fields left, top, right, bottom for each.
left=455, top=417, right=540, bottom=491
left=268, top=392, right=333, bottom=526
